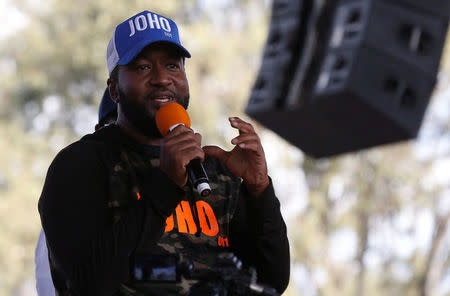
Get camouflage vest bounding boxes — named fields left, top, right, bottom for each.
left=109, top=146, right=242, bottom=296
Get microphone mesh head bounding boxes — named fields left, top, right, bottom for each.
left=155, top=102, right=191, bottom=136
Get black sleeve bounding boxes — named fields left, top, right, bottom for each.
left=38, top=142, right=183, bottom=296
left=229, top=179, right=290, bottom=294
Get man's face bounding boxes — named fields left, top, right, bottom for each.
left=113, top=42, right=190, bottom=138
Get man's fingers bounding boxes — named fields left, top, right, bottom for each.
left=166, top=139, right=204, bottom=163
left=203, top=145, right=228, bottom=162
left=234, top=141, right=260, bottom=152
left=194, top=133, right=202, bottom=146
left=171, top=139, right=203, bottom=154
left=231, top=133, right=260, bottom=145
left=165, top=127, right=199, bottom=145
left=162, top=126, right=204, bottom=165
left=232, top=133, right=262, bottom=150
left=166, top=124, right=193, bottom=138
left=229, top=117, right=255, bottom=134
left=180, top=147, right=205, bottom=163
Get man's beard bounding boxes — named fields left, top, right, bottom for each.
left=118, top=88, right=189, bottom=139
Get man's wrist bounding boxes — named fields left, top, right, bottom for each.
left=244, top=176, right=270, bottom=197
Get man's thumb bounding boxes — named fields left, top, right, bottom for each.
left=203, top=145, right=227, bottom=162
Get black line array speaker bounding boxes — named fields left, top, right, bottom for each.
left=245, top=0, right=450, bottom=158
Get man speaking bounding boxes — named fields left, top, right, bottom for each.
left=39, top=10, right=290, bottom=295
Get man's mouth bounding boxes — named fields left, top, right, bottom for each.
left=153, top=96, right=176, bottom=104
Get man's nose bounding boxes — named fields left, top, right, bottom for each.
left=149, top=65, right=171, bottom=86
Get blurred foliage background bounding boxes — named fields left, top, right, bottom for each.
left=0, top=0, right=449, bottom=295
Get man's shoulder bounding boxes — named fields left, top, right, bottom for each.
left=52, top=125, right=121, bottom=165
left=79, top=124, right=121, bottom=145
left=63, top=125, right=120, bottom=150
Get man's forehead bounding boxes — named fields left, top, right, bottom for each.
left=134, top=42, right=185, bottom=60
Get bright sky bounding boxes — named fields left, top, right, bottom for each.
left=0, top=0, right=28, bottom=40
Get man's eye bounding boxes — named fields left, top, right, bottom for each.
left=137, top=65, right=151, bottom=71
left=167, top=64, right=179, bottom=70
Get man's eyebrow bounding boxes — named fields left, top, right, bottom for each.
left=131, top=55, right=148, bottom=62
left=133, top=53, right=183, bottom=62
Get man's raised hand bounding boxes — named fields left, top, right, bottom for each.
left=203, top=117, right=269, bottom=197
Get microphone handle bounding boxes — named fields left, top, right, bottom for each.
left=187, top=158, right=211, bottom=197
left=166, top=124, right=210, bottom=196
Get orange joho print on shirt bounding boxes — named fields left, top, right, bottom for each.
left=164, top=200, right=220, bottom=237
left=164, top=214, right=174, bottom=232
left=175, top=201, right=198, bottom=234
left=196, top=201, right=219, bottom=236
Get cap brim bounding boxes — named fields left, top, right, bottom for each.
left=117, top=39, right=191, bottom=67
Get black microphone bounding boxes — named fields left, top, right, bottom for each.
left=187, top=158, right=211, bottom=197
left=156, top=102, right=211, bottom=197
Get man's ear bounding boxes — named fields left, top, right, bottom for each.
left=107, top=77, right=119, bottom=103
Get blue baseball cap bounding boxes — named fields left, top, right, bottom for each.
left=106, top=10, right=191, bottom=75
left=98, top=88, right=117, bottom=123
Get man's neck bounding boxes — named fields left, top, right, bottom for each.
left=115, top=116, right=162, bottom=146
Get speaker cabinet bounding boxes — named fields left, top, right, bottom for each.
left=246, top=0, right=449, bottom=157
